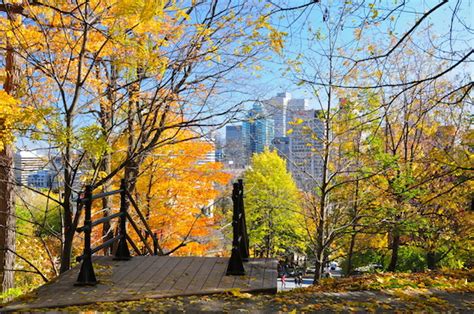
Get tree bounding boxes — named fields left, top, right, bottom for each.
left=244, top=149, right=306, bottom=258
left=132, top=129, right=231, bottom=256
left=267, top=0, right=472, bottom=279
left=1, top=0, right=284, bottom=274
left=0, top=8, right=35, bottom=290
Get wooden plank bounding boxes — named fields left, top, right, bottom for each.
left=1, top=257, right=279, bottom=312
left=137, top=256, right=182, bottom=296
left=263, top=258, right=277, bottom=292
left=233, top=261, right=254, bottom=290
left=131, top=256, right=171, bottom=291
left=98, top=256, right=154, bottom=301
left=247, top=259, right=266, bottom=291
left=153, top=257, right=195, bottom=292
left=41, top=258, right=115, bottom=305
left=201, top=258, right=228, bottom=292
left=119, top=256, right=163, bottom=296
left=218, top=270, right=237, bottom=290
left=25, top=257, right=115, bottom=308
left=171, top=257, right=206, bottom=292
left=186, top=257, right=219, bottom=292
left=114, top=257, right=153, bottom=283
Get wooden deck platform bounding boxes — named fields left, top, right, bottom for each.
left=2, top=256, right=277, bottom=311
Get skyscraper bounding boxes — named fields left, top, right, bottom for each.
left=287, top=109, right=324, bottom=190
left=226, top=125, right=242, bottom=143
left=242, top=103, right=274, bottom=160
left=272, top=136, right=290, bottom=160
left=224, top=125, right=245, bottom=168
left=264, top=92, right=291, bottom=138
left=224, top=92, right=324, bottom=190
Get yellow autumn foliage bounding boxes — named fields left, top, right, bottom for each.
left=0, top=91, right=34, bottom=151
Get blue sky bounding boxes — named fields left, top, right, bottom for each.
left=13, top=1, right=473, bottom=148
left=251, top=0, right=473, bottom=106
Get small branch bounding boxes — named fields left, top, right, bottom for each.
left=0, top=248, right=49, bottom=282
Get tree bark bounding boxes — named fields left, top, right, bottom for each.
left=0, top=146, right=15, bottom=292
left=59, top=150, right=74, bottom=273
left=346, top=175, right=360, bottom=276
left=100, top=154, right=112, bottom=255
left=0, top=31, right=18, bottom=292
left=346, top=232, right=356, bottom=275
left=388, top=229, right=400, bottom=271
left=313, top=202, right=325, bottom=282
left=426, top=251, right=437, bottom=270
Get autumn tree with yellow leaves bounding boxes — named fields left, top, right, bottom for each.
left=0, top=0, right=285, bottom=289
left=276, top=0, right=472, bottom=279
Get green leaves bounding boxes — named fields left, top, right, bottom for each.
left=78, top=125, right=111, bottom=161
left=244, top=149, right=308, bottom=256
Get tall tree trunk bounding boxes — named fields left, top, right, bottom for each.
left=59, top=3, right=89, bottom=272
left=388, top=228, right=400, bottom=272
left=426, top=251, right=437, bottom=270
left=99, top=62, right=116, bottom=254
left=123, top=67, right=143, bottom=194
left=346, top=232, right=356, bottom=275
left=59, top=147, right=74, bottom=273
left=0, top=146, right=15, bottom=292
left=346, top=176, right=360, bottom=276
left=314, top=53, right=332, bottom=284
left=0, top=33, right=18, bottom=292
left=100, top=153, right=112, bottom=255
left=60, top=210, right=74, bottom=274
left=314, top=137, right=329, bottom=283
left=314, top=198, right=326, bottom=282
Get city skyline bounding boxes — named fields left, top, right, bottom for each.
left=223, top=92, right=325, bottom=191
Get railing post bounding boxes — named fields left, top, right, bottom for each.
left=114, top=179, right=131, bottom=260
left=226, top=182, right=245, bottom=275
left=238, top=179, right=249, bottom=261
left=76, top=185, right=97, bottom=286
left=153, top=232, right=158, bottom=255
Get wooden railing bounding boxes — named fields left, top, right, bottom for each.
left=74, top=179, right=158, bottom=286
left=226, top=179, right=250, bottom=276
left=74, top=178, right=249, bottom=284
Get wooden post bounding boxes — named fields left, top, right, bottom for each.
left=226, top=183, right=245, bottom=275
left=75, top=185, right=97, bottom=286
left=114, top=179, right=131, bottom=260
left=153, top=232, right=158, bottom=255
left=238, top=179, right=249, bottom=260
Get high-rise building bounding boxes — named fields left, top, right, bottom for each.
left=14, top=150, right=85, bottom=191
left=243, top=103, right=274, bottom=159
left=214, top=134, right=225, bottom=162
left=224, top=125, right=245, bottom=168
left=287, top=110, right=325, bottom=190
left=272, top=136, right=291, bottom=164
left=224, top=92, right=324, bottom=190
left=226, top=125, right=242, bottom=143
left=265, top=92, right=291, bottom=138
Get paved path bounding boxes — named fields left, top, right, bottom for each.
left=1, top=256, right=277, bottom=311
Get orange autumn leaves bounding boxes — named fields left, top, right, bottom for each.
left=91, top=129, right=230, bottom=256
left=134, top=136, right=230, bottom=256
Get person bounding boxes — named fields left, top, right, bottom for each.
left=281, top=274, right=286, bottom=289
left=298, top=273, right=303, bottom=287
